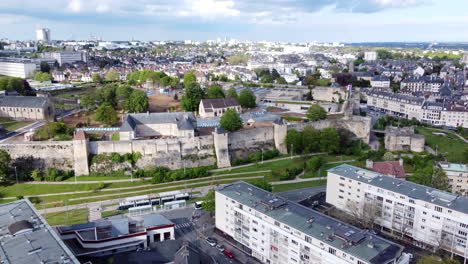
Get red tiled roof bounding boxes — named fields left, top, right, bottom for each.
left=372, top=161, right=406, bottom=178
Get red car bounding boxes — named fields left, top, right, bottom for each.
left=223, top=249, right=235, bottom=258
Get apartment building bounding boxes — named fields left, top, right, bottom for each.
left=0, top=59, right=37, bottom=78
left=41, top=51, right=87, bottom=66
left=216, top=181, right=406, bottom=264
left=370, top=76, right=391, bottom=89
left=365, top=90, right=468, bottom=128
left=364, top=52, right=378, bottom=61
left=439, top=162, right=468, bottom=196
left=400, top=76, right=444, bottom=93
left=327, top=164, right=468, bottom=259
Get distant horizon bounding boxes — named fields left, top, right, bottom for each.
left=1, top=0, right=468, bottom=43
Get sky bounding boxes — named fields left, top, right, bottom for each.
left=1, top=0, right=468, bottom=42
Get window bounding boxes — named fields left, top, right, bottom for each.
left=459, top=231, right=467, bottom=236
left=435, top=206, right=443, bottom=213
left=292, top=240, right=298, bottom=245
left=274, top=221, right=280, bottom=227
left=338, top=196, right=344, bottom=199
left=328, top=248, right=336, bottom=255
left=305, top=236, right=312, bottom=243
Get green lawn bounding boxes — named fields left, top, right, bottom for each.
left=112, top=133, right=120, bottom=141
left=213, top=157, right=309, bottom=181
left=44, top=208, right=89, bottom=226
left=301, top=160, right=364, bottom=178
left=272, top=180, right=327, bottom=193
left=315, top=79, right=331, bottom=86
left=1, top=121, right=33, bottom=131
left=415, top=127, right=467, bottom=163
left=102, top=210, right=126, bottom=218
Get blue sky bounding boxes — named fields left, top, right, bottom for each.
left=1, top=0, right=468, bottom=42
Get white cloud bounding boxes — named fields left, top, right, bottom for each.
left=67, top=0, right=82, bottom=13
left=184, top=0, right=240, bottom=18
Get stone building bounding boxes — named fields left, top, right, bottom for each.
left=384, top=126, right=425, bottom=152
left=0, top=95, right=55, bottom=121
left=119, top=112, right=197, bottom=140
left=199, top=98, right=241, bottom=118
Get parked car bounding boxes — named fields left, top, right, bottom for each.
left=223, top=249, right=235, bottom=258
left=206, top=237, right=217, bottom=247
left=216, top=244, right=225, bottom=252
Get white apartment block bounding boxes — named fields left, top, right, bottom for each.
left=41, top=51, right=87, bottom=66
left=327, top=164, right=468, bottom=259
left=439, top=162, right=468, bottom=196
left=370, top=76, right=391, bottom=89
left=364, top=52, right=378, bottom=61
left=0, top=60, right=37, bottom=78
left=365, top=90, right=468, bottom=128
left=216, top=181, right=406, bottom=264
left=400, top=76, right=444, bottom=93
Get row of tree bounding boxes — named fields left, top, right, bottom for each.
left=0, top=77, right=33, bottom=95
left=127, top=70, right=180, bottom=88
left=180, top=72, right=256, bottom=112
left=81, top=84, right=149, bottom=125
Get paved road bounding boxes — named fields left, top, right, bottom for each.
left=0, top=120, right=45, bottom=142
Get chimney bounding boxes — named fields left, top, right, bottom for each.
left=399, top=158, right=404, bottom=166
left=366, top=159, right=374, bottom=169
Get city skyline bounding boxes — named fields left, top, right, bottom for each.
left=1, top=0, right=468, bottom=42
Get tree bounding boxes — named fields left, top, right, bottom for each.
left=206, top=84, right=225, bottom=99
left=276, top=77, right=287, bottom=84
left=302, top=126, right=321, bottom=153
left=220, top=109, right=243, bottom=132
left=417, top=256, right=459, bottom=264
left=181, top=82, right=204, bottom=112
left=260, top=74, right=273, bottom=84
left=238, top=89, right=256, bottom=108
left=106, top=69, right=120, bottom=81
left=116, top=85, right=133, bottom=100
left=431, top=168, right=449, bottom=190
left=319, top=128, right=340, bottom=153
left=251, top=179, right=273, bottom=192
left=40, top=61, right=50, bottom=73
left=160, top=76, right=172, bottom=87
left=92, top=73, right=103, bottom=83
left=124, top=90, right=149, bottom=113
left=183, top=72, right=197, bottom=87
left=34, top=71, right=53, bottom=82
left=80, top=94, right=96, bottom=109
left=306, top=104, right=327, bottom=121
left=0, top=150, right=11, bottom=182
left=307, top=156, right=324, bottom=173
left=333, top=73, right=353, bottom=86
left=286, top=129, right=303, bottom=154
left=202, top=189, right=215, bottom=213
left=95, top=103, right=119, bottom=125
left=7, top=78, right=22, bottom=92
left=226, top=87, right=238, bottom=99
left=382, top=152, right=394, bottom=161
left=304, top=74, right=316, bottom=86
left=409, top=167, right=433, bottom=186
left=346, top=200, right=381, bottom=229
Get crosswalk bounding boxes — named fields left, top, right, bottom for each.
left=175, top=222, right=192, bottom=229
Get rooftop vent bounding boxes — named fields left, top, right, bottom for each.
left=8, top=220, right=33, bottom=236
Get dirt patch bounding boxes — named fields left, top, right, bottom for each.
left=266, top=107, right=285, bottom=113
left=279, top=112, right=306, bottom=118
left=148, top=94, right=181, bottom=113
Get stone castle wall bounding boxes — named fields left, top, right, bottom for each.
left=0, top=117, right=371, bottom=175
left=0, top=141, right=75, bottom=171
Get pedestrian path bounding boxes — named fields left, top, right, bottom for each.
left=175, top=222, right=192, bottom=229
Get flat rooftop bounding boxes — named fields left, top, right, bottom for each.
left=0, top=199, right=79, bottom=264
left=329, top=164, right=468, bottom=214
left=217, top=181, right=403, bottom=264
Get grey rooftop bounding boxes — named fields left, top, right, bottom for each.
left=329, top=164, right=468, bottom=214
left=0, top=199, right=79, bottom=264
left=120, top=112, right=197, bottom=132
left=217, top=181, right=403, bottom=264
